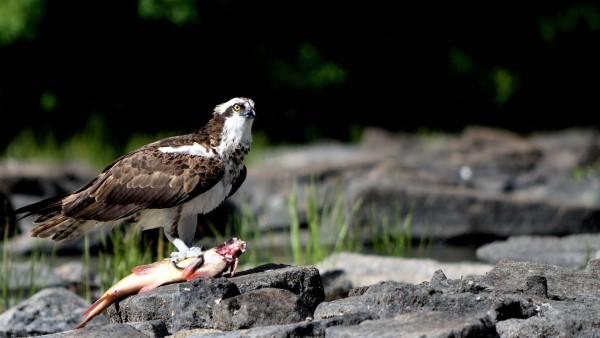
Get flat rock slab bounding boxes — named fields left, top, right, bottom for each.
left=487, top=258, right=600, bottom=298
left=476, top=233, right=600, bottom=268
left=325, top=311, right=498, bottom=338
left=317, top=251, right=494, bottom=287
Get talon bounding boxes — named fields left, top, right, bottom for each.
left=170, top=246, right=204, bottom=268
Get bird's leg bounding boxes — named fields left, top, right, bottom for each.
left=170, top=238, right=203, bottom=269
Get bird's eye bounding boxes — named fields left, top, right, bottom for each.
left=233, top=104, right=242, bottom=112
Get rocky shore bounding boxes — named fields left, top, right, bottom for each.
left=2, top=256, right=600, bottom=337
left=1, top=126, right=600, bottom=337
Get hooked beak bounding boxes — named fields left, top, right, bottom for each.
left=243, top=108, right=255, bottom=119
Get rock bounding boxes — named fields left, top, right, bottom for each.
left=486, top=258, right=600, bottom=298
left=5, top=258, right=600, bottom=336
left=325, top=311, right=499, bottom=338
left=128, top=320, right=170, bottom=338
left=0, top=287, right=109, bottom=337
left=172, top=312, right=375, bottom=338
left=319, top=269, right=352, bottom=301
left=476, top=233, right=600, bottom=268
left=169, top=278, right=240, bottom=332
left=314, top=276, right=493, bottom=321
left=230, top=263, right=325, bottom=313
left=316, top=251, right=494, bottom=287
left=212, top=288, right=310, bottom=330
left=108, top=278, right=238, bottom=332
left=34, top=323, right=151, bottom=338
left=348, top=181, right=600, bottom=242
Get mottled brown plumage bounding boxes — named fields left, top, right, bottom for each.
left=15, top=97, right=256, bottom=262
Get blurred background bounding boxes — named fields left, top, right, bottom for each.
left=1, top=0, right=599, bottom=153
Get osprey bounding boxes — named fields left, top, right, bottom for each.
left=15, top=97, right=256, bottom=263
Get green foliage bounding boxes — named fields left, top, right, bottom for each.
left=288, top=181, right=302, bottom=265
left=61, top=113, right=119, bottom=169
left=1, top=226, right=10, bottom=312
left=348, top=124, right=364, bottom=144
left=448, top=46, right=519, bottom=107
left=573, top=158, right=600, bottom=182
left=2, top=113, right=117, bottom=169
left=369, top=207, right=412, bottom=257
left=3, top=129, right=60, bottom=161
left=228, top=205, right=262, bottom=265
left=208, top=177, right=368, bottom=267
left=0, top=0, right=44, bottom=46
left=39, top=91, right=58, bottom=113
left=138, top=0, right=198, bottom=25
left=540, top=4, right=600, bottom=43
left=234, top=177, right=420, bottom=266
left=270, top=43, right=347, bottom=91
left=491, top=67, right=518, bottom=107
left=449, top=47, right=474, bottom=75
left=580, top=238, right=591, bottom=269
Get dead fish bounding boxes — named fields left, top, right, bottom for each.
left=74, top=237, right=246, bottom=329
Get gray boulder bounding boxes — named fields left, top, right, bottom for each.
left=0, top=287, right=109, bottom=337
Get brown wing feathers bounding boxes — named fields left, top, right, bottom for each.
left=16, top=144, right=225, bottom=231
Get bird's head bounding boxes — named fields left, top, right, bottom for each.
left=214, top=97, right=256, bottom=119
left=213, top=97, right=255, bottom=146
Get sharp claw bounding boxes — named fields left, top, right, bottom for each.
left=172, top=261, right=184, bottom=270
left=194, top=254, right=204, bottom=268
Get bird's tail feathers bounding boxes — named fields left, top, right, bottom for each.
left=14, top=195, right=65, bottom=220
left=31, top=217, right=96, bottom=242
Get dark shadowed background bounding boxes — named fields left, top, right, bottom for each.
left=1, top=0, right=599, bottom=150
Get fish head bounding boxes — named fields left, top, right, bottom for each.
left=215, top=237, right=247, bottom=276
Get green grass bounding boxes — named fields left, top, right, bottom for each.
left=0, top=225, right=59, bottom=312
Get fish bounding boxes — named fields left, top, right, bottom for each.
left=74, top=237, right=247, bottom=329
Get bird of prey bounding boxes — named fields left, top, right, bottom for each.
left=14, top=97, right=256, bottom=263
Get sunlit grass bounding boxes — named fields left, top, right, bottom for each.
left=3, top=114, right=117, bottom=169
left=1, top=226, right=10, bottom=312
left=97, top=227, right=163, bottom=296
left=369, top=208, right=412, bottom=257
